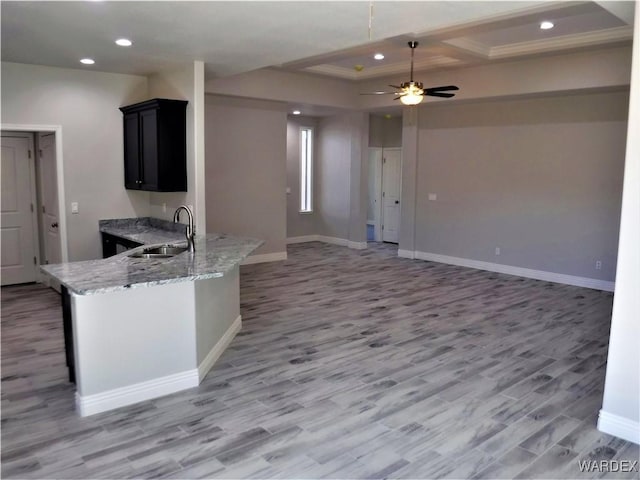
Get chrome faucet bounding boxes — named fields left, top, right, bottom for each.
left=173, top=205, right=195, bottom=253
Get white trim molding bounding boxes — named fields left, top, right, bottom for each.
left=241, top=251, right=287, bottom=265
left=317, top=235, right=349, bottom=247
left=491, top=26, right=633, bottom=60
left=598, top=410, right=640, bottom=445
left=198, top=315, right=242, bottom=382
left=286, top=235, right=367, bottom=250
left=286, top=235, right=321, bottom=244
left=406, top=250, right=614, bottom=292
left=75, top=369, right=199, bottom=417
left=398, top=249, right=415, bottom=259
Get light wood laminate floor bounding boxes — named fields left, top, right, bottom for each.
left=2, top=242, right=638, bottom=479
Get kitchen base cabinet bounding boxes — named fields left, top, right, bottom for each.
left=61, top=286, right=75, bottom=384
left=101, top=232, right=143, bottom=258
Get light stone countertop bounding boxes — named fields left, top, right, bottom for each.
left=99, top=217, right=188, bottom=245
left=42, top=220, right=263, bottom=296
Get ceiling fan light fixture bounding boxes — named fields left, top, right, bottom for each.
left=359, top=41, right=459, bottom=104
left=400, top=92, right=424, bottom=106
left=399, top=81, right=424, bottom=105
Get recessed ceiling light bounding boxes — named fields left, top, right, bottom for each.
left=540, top=21, right=554, bottom=30
left=374, top=53, right=385, bottom=60
left=292, top=110, right=301, bottom=115
left=80, top=58, right=95, bottom=65
left=115, top=38, right=132, bottom=47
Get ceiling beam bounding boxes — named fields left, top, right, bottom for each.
left=594, top=1, right=636, bottom=26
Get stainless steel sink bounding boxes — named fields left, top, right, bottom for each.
left=128, top=245, right=189, bottom=259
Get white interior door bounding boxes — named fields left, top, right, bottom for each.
left=1, top=134, right=38, bottom=285
left=382, top=148, right=402, bottom=243
left=38, top=133, right=61, bottom=265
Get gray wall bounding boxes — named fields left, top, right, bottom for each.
left=147, top=65, right=199, bottom=227
left=411, top=90, right=628, bottom=281
left=315, top=113, right=368, bottom=241
left=286, top=116, right=319, bottom=238
left=315, top=115, right=351, bottom=239
left=369, top=114, right=402, bottom=148
left=1, top=62, right=150, bottom=261
left=205, top=95, right=287, bottom=255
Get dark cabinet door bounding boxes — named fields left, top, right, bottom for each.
left=101, top=232, right=143, bottom=258
left=120, top=98, right=187, bottom=192
left=123, top=112, right=141, bottom=189
left=140, top=108, right=159, bottom=190
left=61, top=286, right=75, bottom=384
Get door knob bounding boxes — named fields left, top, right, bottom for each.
left=395, top=200, right=399, bottom=204
left=51, top=222, right=58, bottom=228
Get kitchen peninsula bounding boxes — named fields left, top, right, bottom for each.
left=41, top=218, right=262, bottom=417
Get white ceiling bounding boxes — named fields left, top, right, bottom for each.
left=289, top=1, right=634, bottom=81
left=1, top=1, right=634, bottom=85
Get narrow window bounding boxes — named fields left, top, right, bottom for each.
left=300, top=127, right=313, bottom=212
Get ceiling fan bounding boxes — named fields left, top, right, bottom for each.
left=362, top=41, right=459, bottom=105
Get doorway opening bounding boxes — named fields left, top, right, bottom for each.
left=367, top=147, right=402, bottom=246
left=1, top=128, right=65, bottom=287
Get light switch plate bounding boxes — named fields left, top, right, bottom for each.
left=428, top=193, right=437, bottom=201
left=71, top=202, right=79, bottom=214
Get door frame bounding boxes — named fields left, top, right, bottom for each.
left=2, top=124, right=68, bottom=263
left=368, top=147, right=383, bottom=242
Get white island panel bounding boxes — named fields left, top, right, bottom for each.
left=72, top=281, right=199, bottom=416
left=195, top=265, right=241, bottom=380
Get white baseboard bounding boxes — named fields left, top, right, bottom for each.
left=198, top=315, right=242, bottom=382
left=287, top=235, right=366, bottom=250
left=286, top=235, right=320, bottom=244
left=598, top=410, right=640, bottom=445
left=76, top=369, right=199, bottom=417
left=398, top=249, right=415, bottom=259
left=410, top=250, right=615, bottom=292
left=241, top=251, right=287, bottom=265
left=316, top=235, right=349, bottom=247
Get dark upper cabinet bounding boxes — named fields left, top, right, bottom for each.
left=119, top=98, right=188, bottom=192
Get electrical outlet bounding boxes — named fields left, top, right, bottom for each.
left=162, top=202, right=167, bottom=213
left=495, top=247, right=501, bottom=256
left=595, top=260, right=602, bottom=270
left=428, top=193, right=437, bottom=201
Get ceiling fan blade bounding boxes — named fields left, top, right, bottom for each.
left=425, top=85, right=459, bottom=93
left=425, top=91, right=456, bottom=98
left=360, top=91, right=397, bottom=95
